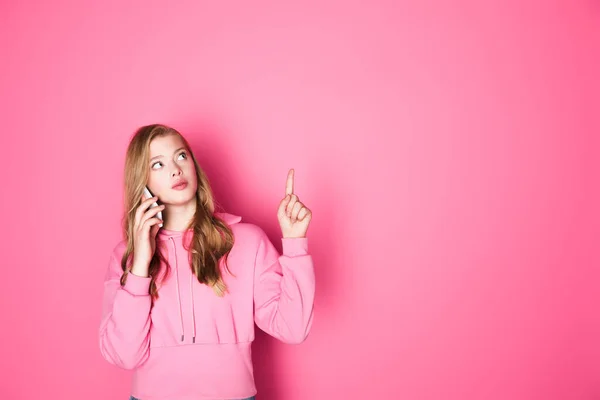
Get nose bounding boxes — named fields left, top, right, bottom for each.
left=171, top=165, right=182, bottom=177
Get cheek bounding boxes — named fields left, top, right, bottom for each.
left=185, top=164, right=197, bottom=182
left=148, top=173, right=169, bottom=196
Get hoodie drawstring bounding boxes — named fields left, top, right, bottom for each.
left=170, top=237, right=185, bottom=342
left=190, top=273, right=196, bottom=343
left=169, top=235, right=197, bottom=343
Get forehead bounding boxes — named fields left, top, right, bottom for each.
left=149, top=134, right=186, bottom=156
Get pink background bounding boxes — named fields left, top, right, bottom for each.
left=1, top=1, right=599, bottom=399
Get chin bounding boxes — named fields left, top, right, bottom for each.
left=166, top=190, right=196, bottom=205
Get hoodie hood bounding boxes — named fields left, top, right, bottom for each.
left=157, top=211, right=242, bottom=239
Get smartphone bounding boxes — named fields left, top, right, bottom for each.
left=143, top=186, right=163, bottom=222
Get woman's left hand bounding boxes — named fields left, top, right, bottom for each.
left=278, top=169, right=312, bottom=238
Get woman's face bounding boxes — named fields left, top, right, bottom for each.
left=146, top=134, right=198, bottom=206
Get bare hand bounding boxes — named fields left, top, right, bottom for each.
left=278, top=169, right=312, bottom=238
left=131, top=196, right=165, bottom=276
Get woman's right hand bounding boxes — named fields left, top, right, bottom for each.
left=130, top=196, right=165, bottom=277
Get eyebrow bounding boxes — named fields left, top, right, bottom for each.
left=150, top=147, right=186, bottom=162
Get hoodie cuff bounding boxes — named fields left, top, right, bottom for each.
left=123, top=272, right=152, bottom=296
left=281, top=237, right=309, bottom=257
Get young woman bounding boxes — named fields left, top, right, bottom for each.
left=99, top=124, right=315, bottom=400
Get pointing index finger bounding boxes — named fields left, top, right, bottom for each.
left=285, top=169, right=294, bottom=196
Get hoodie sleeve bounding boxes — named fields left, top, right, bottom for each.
left=253, top=226, right=315, bottom=344
left=98, top=244, right=152, bottom=370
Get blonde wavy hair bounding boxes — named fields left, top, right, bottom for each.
left=118, top=124, right=235, bottom=299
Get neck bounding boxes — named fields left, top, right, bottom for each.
left=162, top=198, right=199, bottom=231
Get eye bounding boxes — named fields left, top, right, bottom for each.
left=177, top=151, right=187, bottom=160
left=151, top=162, right=163, bottom=170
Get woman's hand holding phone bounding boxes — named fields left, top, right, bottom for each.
left=130, top=193, right=165, bottom=277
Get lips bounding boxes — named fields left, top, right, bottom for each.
left=172, top=180, right=188, bottom=190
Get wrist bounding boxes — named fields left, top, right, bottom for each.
left=130, top=261, right=150, bottom=277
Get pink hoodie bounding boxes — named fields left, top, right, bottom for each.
left=99, top=212, right=315, bottom=400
